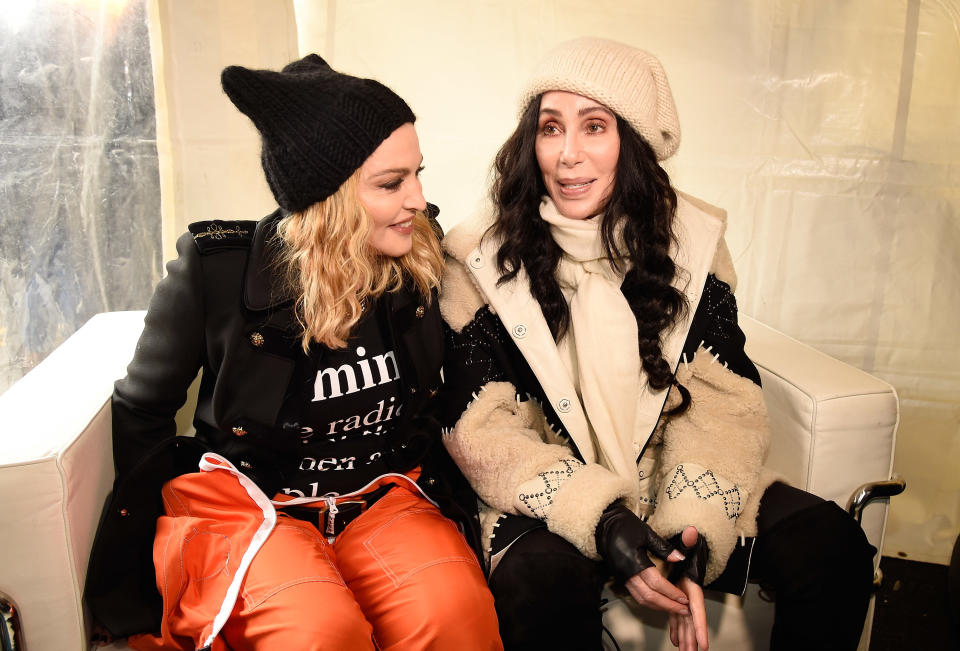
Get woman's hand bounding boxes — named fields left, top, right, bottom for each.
left=624, top=566, right=691, bottom=615
left=595, top=502, right=691, bottom=615
left=668, top=526, right=709, bottom=650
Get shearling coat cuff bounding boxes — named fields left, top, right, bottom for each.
left=443, top=381, right=572, bottom=513
left=648, top=345, right=770, bottom=583
left=545, top=463, right=637, bottom=559
left=443, top=380, right=636, bottom=559
left=438, top=254, right=486, bottom=333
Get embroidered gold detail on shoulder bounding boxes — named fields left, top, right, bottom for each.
left=193, top=223, right=251, bottom=241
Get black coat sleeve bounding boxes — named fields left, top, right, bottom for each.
left=111, top=231, right=206, bottom=479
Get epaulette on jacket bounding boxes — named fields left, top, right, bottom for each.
left=188, top=220, right=257, bottom=254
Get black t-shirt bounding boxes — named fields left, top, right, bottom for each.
left=277, top=307, right=404, bottom=496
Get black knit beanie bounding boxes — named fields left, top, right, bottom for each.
left=221, top=54, right=416, bottom=212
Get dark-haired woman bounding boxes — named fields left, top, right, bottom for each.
left=438, top=38, right=875, bottom=651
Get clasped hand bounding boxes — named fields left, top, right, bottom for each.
left=594, top=503, right=709, bottom=650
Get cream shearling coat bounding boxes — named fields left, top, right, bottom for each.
left=439, top=194, right=777, bottom=583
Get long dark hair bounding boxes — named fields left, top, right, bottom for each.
left=487, top=95, right=689, bottom=403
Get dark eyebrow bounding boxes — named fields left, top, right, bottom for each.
left=538, top=104, right=615, bottom=119
left=579, top=105, right=615, bottom=118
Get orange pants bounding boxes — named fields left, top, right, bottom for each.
left=130, top=462, right=501, bottom=651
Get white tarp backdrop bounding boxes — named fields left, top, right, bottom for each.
left=150, top=0, right=959, bottom=564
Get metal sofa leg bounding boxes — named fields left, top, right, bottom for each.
left=0, top=592, right=24, bottom=651
left=846, top=474, right=906, bottom=588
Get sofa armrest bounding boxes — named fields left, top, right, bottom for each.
left=0, top=311, right=146, bottom=651
left=740, top=314, right=900, bottom=556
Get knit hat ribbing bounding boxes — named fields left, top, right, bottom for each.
left=519, top=37, right=681, bottom=161
left=221, top=54, right=415, bottom=212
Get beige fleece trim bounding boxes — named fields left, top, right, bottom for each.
left=670, top=348, right=768, bottom=485
left=648, top=345, right=770, bottom=583
left=444, top=380, right=637, bottom=561
left=546, top=463, right=638, bottom=560
left=439, top=255, right=486, bottom=333
left=442, top=215, right=491, bottom=263
left=710, top=238, right=738, bottom=291
left=439, top=218, right=499, bottom=332
left=677, top=190, right=737, bottom=290
left=443, top=381, right=572, bottom=514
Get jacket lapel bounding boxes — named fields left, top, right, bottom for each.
left=384, top=286, right=442, bottom=395
left=465, top=241, right=599, bottom=465
left=243, top=209, right=296, bottom=313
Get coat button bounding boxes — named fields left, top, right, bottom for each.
left=556, top=398, right=572, bottom=413
left=119, top=508, right=130, bottom=517
left=409, top=387, right=417, bottom=394
left=415, top=305, right=425, bottom=318
left=512, top=324, right=527, bottom=338
left=239, top=460, right=253, bottom=469
left=428, top=387, right=438, bottom=398
left=232, top=426, right=248, bottom=437
left=424, top=476, right=437, bottom=488
left=469, top=255, right=483, bottom=269
left=249, top=331, right=264, bottom=347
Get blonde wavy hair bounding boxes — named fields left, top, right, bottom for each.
left=275, top=171, right=444, bottom=352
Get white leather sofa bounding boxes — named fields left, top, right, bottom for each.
left=0, top=311, right=900, bottom=651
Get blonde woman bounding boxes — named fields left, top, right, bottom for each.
left=86, top=55, right=501, bottom=651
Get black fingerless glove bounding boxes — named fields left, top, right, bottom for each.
left=594, top=502, right=678, bottom=580
left=666, top=531, right=710, bottom=586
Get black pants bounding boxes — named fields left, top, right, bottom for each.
left=488, top=482, right=876, bottom=651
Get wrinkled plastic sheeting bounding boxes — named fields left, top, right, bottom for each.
left=710, top=1, right=960, bottom=564
left=0, top=0, right=162, bottom=393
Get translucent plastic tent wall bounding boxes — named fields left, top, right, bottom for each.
left=3, top=0, right=955, bottom=566
left=0, top=0, right=161, bottom=392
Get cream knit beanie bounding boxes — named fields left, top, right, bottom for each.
left=519, top=37, right=681, bottom=161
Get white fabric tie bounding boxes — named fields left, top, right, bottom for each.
left=540, top=197, right=640, bottom=482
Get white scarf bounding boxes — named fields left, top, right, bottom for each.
left=539, top=197, right=641, bottom=479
